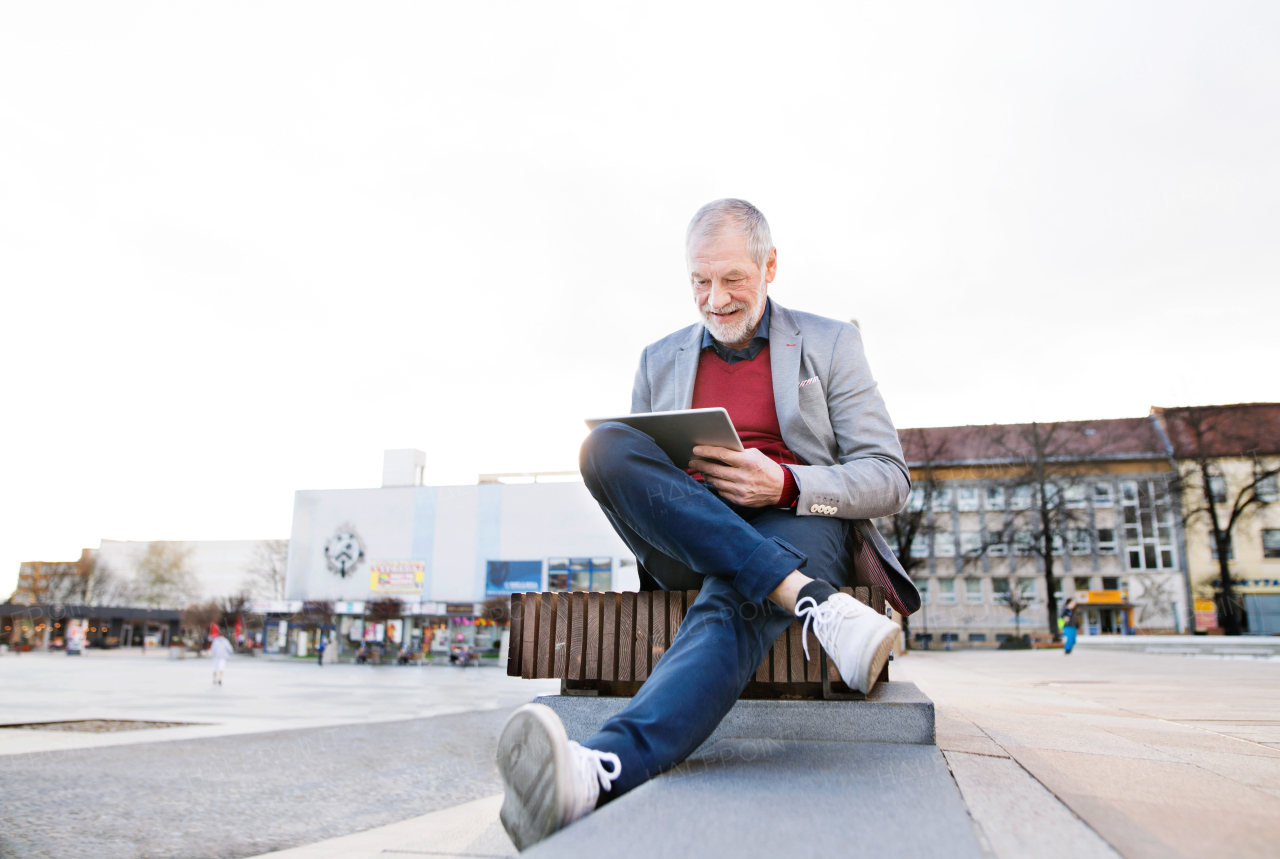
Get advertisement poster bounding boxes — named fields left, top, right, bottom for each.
left=348, top=619, right=364, bottom=641
left=1194, top=598, right=1218, bottom=631
left=369, top=560, right=425, bottom=595
left=486, top=560, right=543, bottom=596
left=66, top=618, right=87, bottom=654
left=386, top=619, right=403, bottom=644
left=363, top=622, right=385, bottom=642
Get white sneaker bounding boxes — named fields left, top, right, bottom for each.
left=796, top=592, right=899, bottom=694
left=496, top=703, right=621, bottom=850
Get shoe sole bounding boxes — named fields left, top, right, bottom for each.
left=496, top=703, right=571, bottom=851
left=857, top=620, right=899, bottom=695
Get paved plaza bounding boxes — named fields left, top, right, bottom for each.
left=1, top=647, right=1278, bottom=859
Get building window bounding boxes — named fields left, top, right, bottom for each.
left=959, top=531, right=983, bottom=556
left=992, top=577, right=1010, bottom=600
left=1093, top=483, right=1115, bottom=507
left=1263, top=530, right=1280, bottom=559
left=1072, top=577, right=1091, bottom=592
left=987, top=533, right=1008, bottom=557
left=937, top=578, right=957, bottom=604
left=965, top=578, right=983, bottom=604
left=549, top=558, right=612, bottom=592
left=1122, top=480, right=1178, bottom=570
left=968, top=634, right=987, bottom=643
left=917, top=578, right=931, bottom=606
left=910, top=537, right=930, bottom=558
left=1209, top=475, right=1227, bottom=504
left=934, top=530, right=956, bottom=557
left=932, top=488, right=953, bottom=512
left=985, top=486, right=1005, bottom=511
left=1101, top=576, right=1120, bottom=590
left=1096, top=528, right=1117, bottom=554
left=1014, top=530, right=1035, bottom=555
left=1210, top=538, right=1234, bottom=561
left=1064, top=483, right=1087, bottom=509
left=908, top=488, right=926, bottom=511
left=1069, top=529, right=1092, bottom=555
left=1017, top=577, right=1038, bottom=602
left=957, top=487, right=979, bottom=512
left=1011, top=486, right=1033, bottom=510
left=1257, top=475, right=1279, bottom=504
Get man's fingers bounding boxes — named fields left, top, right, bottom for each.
left=692, top=445, right=744, bottom=464
left=689, top=458, right=737, bottom=480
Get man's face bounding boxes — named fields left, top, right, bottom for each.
left=689, top=229, right=777, bottom=348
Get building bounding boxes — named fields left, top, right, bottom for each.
left=9, top=550, right=94, bottom=605
left=1152, top=403, right=1280, bottom=634
left=1, top=603, right=181, bottom=650
left=881, top=416, right=1188, bottom=647
left=282, top=450, right=638, bottom=657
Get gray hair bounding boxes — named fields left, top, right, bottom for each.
left=685, top=198, right=774, bottom=273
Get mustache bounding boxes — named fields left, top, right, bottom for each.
left=699, top=300, right=750, bottom=320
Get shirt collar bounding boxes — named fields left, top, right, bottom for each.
left=701, top=298, right=772, bottom=364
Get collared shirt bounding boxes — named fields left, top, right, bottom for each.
left=701, top=299, right=772, bottom=364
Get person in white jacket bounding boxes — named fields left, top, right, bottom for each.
left=209, top=634, right=233, bottom=685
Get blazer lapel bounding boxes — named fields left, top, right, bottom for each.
left=769, top=302, right=813, bottom=453
left=671, top=324, right=703, bottom=410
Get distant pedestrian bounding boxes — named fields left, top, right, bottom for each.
left=1061, top=599, right=1080, bottom=654
left=317, top=637, right=327, bottom=667
left=209, top=633, right=233, bottom=684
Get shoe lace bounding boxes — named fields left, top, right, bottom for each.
left=795, top=595, right=847, bottom=662
left=565, top=741, right=621, bottom=823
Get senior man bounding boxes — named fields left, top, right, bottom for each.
left=496, top=199, right=920, bottom=850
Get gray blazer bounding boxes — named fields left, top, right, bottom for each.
left=631, top=300, right=921, bottom=614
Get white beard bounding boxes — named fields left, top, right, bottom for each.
left=700, top=288, right=766, bottom=347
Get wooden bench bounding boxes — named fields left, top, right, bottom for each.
left=506, top=586, right=890, bottom=699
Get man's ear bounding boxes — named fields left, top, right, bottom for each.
left=764, top=247, right=778, bottom=284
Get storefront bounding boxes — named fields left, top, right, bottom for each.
left=1076, top=590, right=1135, bottom=635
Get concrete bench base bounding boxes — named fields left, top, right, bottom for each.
left=535, top=680, right=935, bottom=749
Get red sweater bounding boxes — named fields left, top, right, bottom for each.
left=690, top=344, right=800, bottom=507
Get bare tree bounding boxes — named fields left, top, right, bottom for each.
left=996, top=587, right=1031, bottom=640
left=243, top=539, right=289, bottom=600
left=133, top=542, right=197, bottom=609
left=983, top=421, right=1124, bottom=641
left=881, top=427, right=949, bottom=648
left=83, top=559, right=134, bottom=607
left=1157, top=405, right=1280, bottom=636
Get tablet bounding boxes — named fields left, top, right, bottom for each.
left=584, top=408, right=744, bottom=468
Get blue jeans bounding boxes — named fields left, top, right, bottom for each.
left=1063, top=625, right=1077, bottom=653
left=578, top=423, right=850, bottom=798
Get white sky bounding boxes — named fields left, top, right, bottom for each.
left=3, top=2, right=1278, bottom=598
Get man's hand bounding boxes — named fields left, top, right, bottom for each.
left=689, top=446, right=785, bottom=507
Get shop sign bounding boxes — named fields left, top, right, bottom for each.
left=1194, top=598, right=1218, bottom=631
left=1078, top=590, right=1128, bottom=604
left=486, top=560, right=543, bottom=596
left=446, top=603, right=476, bottom=615
left=369, top=560, right=425, bottom=595
left=247, top=600, right=303, bottom=614
left=334, top=601, right=366, bottom=615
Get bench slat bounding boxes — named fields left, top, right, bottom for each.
left=618, top=593, right=635, bottom=682
left=651, top=591, right=667, bottom=670
left=553, top=592, right=570, bottom=679
left=507, top=593, right=523, bottom=677
left=602, top=592, right=618, bottom=681
left=537, top=593, right=555, bottom=678
left=788, top=621, right=804, bottom=682
left=521, top=592, right=537, bottom=679
left=634, top=592, right=651, bottom=681
left=586, top=592, right=602, bottom=680
left=569, top=592, right=585, bottom=680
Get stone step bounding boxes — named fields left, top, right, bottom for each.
left=536, top=680, right=935, bottom=749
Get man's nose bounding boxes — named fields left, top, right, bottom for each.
left=708, top=282, right=733, bottom=310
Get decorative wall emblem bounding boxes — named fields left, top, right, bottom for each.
left=324, top=526, right=366, bottom=578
